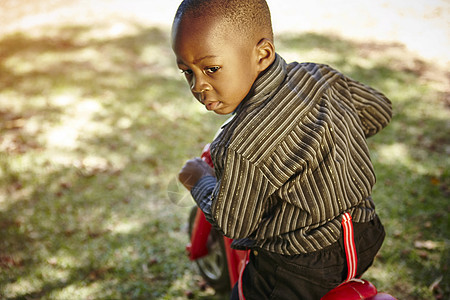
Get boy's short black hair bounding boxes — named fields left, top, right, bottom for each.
left=173, top=0, right=273, bottom=41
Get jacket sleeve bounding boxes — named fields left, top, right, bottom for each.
left=190, top=175, right=217, bottom=224
left=192, top=149, right=276, bottom=239
left=345, top=76, right=392, bottom=137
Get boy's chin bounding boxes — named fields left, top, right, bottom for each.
left=212, top=106, right=235, bottom=115
left=212, top=104, right=241, bottom=115
left=212, top=109, right=230, bottom=115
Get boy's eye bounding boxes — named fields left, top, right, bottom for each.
left=205, top=66, right=220, bottom=74
left=180, top=69, right=192, bottom=76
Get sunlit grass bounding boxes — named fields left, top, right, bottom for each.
left=0, top=23, right=448, bottom=300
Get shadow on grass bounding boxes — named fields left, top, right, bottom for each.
left=0, top=25, right=448, bottom=299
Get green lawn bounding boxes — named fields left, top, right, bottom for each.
left=0, top=24, right=448, bottom=299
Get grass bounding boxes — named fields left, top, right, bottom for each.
left=0, top=23, right=448, bottom=300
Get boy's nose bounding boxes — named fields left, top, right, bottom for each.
left=190, top=75, right=210, bottom=95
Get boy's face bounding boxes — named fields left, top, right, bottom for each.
left=172, top=15, right=260, bottom=115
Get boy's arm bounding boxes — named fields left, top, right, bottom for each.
left=178, top=157, right=218, bottom=224
left=190, top=154, right=274, bottom=239
left=344, top=76, right=392, bottom=137
left=204, top=150, right=276, bottom=240
left=190, top=175, right=217, bottom=224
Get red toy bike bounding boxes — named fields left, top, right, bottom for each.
left=186, top=144, right=396, bottom=299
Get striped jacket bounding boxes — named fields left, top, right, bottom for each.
left=191, top=54, right=392, bottom=255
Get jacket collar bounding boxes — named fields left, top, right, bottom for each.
left=236, top=53, right=287, bottom=113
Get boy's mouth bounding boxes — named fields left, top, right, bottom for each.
left=205, top=101, right=220, bottom=111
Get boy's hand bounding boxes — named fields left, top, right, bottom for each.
left=178, top=158, right=215, bottom=191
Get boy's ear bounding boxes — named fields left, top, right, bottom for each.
left=255, top=38, right=275, bottom=73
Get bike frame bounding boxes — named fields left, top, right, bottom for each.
left=186, top=207, right=248, bottom=288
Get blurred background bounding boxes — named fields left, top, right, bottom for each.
left=2, top=0, right=449, bottom=62
left=0, top=1, right=448, bottom=299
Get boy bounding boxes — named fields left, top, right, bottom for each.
left=172, top=0, right=392, bottom=299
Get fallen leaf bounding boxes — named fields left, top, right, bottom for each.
left=417, top=250, right=428, bottom=259
left=0, top=256, right=23, bottom=268
left=185, top=291, right=194, bottom=299
left=430, top=177, right=440, bottom=186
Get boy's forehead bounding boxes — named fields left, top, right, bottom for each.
left=173, top=15, right=230, bottom=47
left=174, top=13, right=226, bottom=36
left=172, top=14, right=250, bottom=53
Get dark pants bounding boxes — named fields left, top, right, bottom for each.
left=231, top=215, right=385, bottom=300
